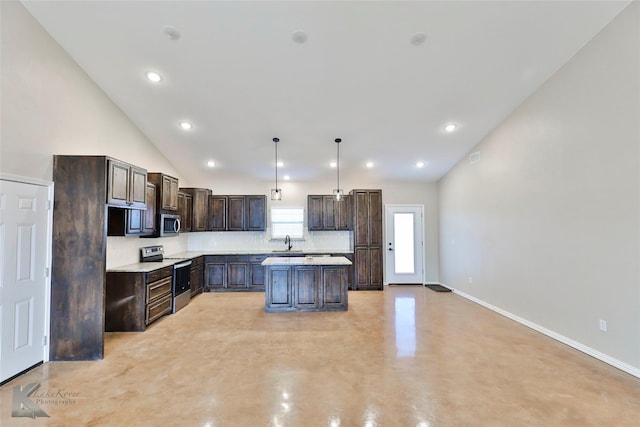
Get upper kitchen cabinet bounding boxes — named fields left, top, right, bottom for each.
left=209, top=195, right=227, bottom=231
left=308, top=195, right=351, bottom=231
left=147, top=172, right=179, bottom=211
left=108, top=181, right=156, bottom=237
left=228, top=195, right=246, bottom=231
left=177, top=191, right=192, bottom=232
left=179, top=187, right=212, bottom=232
left=246, top=195, right=266, bottom=231
left=106, top=158, right=147, bottom=209
left=143, top=182, right=156, bottom=235
left=208, top=195, right=266, bottom=231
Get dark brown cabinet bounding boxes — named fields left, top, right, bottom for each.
left=208, top=195, right=266, bottom=231
left=294, top=266, right=319, bottom=308
left=105, top=265, right=173, bottom=332
left=246, top=195, right=267, bottom=231
left=180, top=188, right=212, bottom=232
left=190, top=256, right=204, bottom=297
left=178, top=191, right=193, bottom=232
left=227, top=256, right=250, bottom=289
left=249, top=255, right=267, bottom=290
left=204, top=256, right=226, bottom=290
left=265, top=266, right=293, bottom=309
left=353, top=246, right=383, bottom=289
left=308, top=195, right=351, bottom=231
left=53, top=155, right=106, bottom=360
left=143, top=182, right=156, bottom=235
left=106, top=158, right=147, bottom=209
left=208, top=196, right=227, bottom=231
left=265, top=264, right=348, bottom=312
left=147, top=172, right=179, bottom=211
left=108, top=181, right=156, bottom=237
left=204, top=254, right=267, bottom=291
left=228, top=196, right=246, bottom=231
left=350, top=189, right=383, bottom=290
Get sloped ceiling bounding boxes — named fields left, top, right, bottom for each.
left=21, top=0, right=630, bottom=187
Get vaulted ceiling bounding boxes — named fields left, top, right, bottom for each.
left=21, top=0, right=630, bottom=187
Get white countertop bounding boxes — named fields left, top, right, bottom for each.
left=262, top=256, right=352, bottom=266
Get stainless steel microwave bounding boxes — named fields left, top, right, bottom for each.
left=159, top=213, right=181, bottom=237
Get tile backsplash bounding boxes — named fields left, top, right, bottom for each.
left=107, top=229, right=352, bottom=268
left=188, top=229, right=352, bottom=253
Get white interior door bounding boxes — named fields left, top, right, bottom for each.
left=0, top=178, right=50, bottom=382
left=385, top=205, right=424, bottom=284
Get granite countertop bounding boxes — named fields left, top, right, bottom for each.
left=107, top=250, right=353, bottom=272
left=262, top=256, right=352, bottom=266
left=107, top=260, right=179, bottom=273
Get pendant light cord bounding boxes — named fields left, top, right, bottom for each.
left=273, top=137, right=279, bottom=191
left=336, top=140, right=340, bottom=191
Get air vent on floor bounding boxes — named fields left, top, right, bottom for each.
left=469, top=151, right=481, bottom=164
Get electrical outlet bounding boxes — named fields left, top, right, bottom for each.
left=468, top=276, right=473, bottom=284
left=599, top=319, right=607, bottom=332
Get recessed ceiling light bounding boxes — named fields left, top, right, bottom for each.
left=365, top=162, right=374, bottom=168
left=444, top=123, right=457, bottom=133
left=292, top=29, right=308, bottom=44
left=146, top=71, right=162, bottom=83
left=163, top=26, right=181, bottom=41
left=416, top=161, right=425, bottom=168
left=410, top=32, right=427, bottom=46
left=283, top=175, right=290, bottom=181
left=329, top=161, right=337, bottom=168
left=276, top=161, right=284, bottom=168
left=179, top=121, right=192, bottom=130
left=207, top=160, right=215, bottom=168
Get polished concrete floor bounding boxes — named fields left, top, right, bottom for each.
left=1, top=286, right=639, bottom=426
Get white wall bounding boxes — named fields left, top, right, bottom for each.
left=187, top=177, right=440, bottom=283
left=1, top=2, right=190, bottom=262
left=438, top=3, right=639, bottom=373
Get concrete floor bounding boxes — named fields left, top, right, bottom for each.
left=1, top=286, right=639, bottom=426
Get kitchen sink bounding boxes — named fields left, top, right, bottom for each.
left=271, top=250, right=304, bottom=253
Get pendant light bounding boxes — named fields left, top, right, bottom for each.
left=333, top=138, right=344, bottom=201
left=271, top=137, right=282, bottom=200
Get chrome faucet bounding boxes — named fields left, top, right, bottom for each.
left=284, top=235, right=293, bottom=251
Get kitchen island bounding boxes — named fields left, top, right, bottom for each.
left=262, top=256, right=351, bottom=312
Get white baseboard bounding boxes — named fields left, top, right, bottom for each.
left=446, top=286, right=640, bottom=379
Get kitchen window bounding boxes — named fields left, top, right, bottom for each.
left=271, top=207, right=304, bottom=239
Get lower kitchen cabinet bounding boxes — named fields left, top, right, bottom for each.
left=205, top=254, right=267, bottom=291
left=190, top=256, right=204, bottom=297
left=205, top=256, right=226, bottom=290
left=105, top=265, right=173, bottom=332
left=227, top=255, right=250, bottom=289
left=353, top=246, right=382, bottom=290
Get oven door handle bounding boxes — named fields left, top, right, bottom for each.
left=173, top=260, right=192, bottom=269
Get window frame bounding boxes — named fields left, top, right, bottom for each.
left=270, top=206, right=305, bottom=240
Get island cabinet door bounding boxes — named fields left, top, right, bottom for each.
left=322, top=266, right=348, bottom=309
left=266, top=266, right=293, bottom=309
left=294, top=266, right=319, bottom=309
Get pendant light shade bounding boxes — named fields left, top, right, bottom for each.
left=333, top=138, right=343, bottom=201
left=271, top=137, right=282, bottom=200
